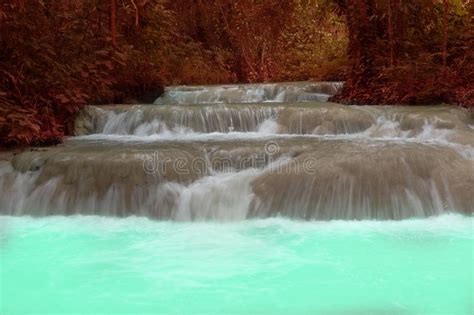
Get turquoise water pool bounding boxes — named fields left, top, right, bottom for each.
left=1, top=215, right=473, bottom=314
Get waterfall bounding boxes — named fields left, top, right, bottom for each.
left=1, top=82, right=473, bottom=220
left=154, top=82, right=344, bottom=104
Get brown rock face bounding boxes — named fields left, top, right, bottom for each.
left=3, top=88, right=474, bottom=221
left=250, top=141, right=474, bottom=220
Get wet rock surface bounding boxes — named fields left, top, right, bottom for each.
left=2, top=83, right=474, bottom=220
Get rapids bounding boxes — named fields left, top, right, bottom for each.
left=1, top=82, right=473, bottom=220
left=154, top=81, right=344, bottom=104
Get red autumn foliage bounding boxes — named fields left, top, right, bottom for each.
left=1, top=1, right=134, bottom=146
left=1, top=0, right=472, bottom=147
left=1, top=0, right=347, bottom=147
left=332, top=0, right=474, bottom=107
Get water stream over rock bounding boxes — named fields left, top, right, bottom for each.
left=1, top=82, right=473, bottom=220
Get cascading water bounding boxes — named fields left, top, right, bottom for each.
left=154, top=81, right=344, bottom=104
left=2, top=82, right=473, bottom=314
left=1, top=82, right=473, bottom=220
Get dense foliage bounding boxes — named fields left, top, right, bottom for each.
left=0, top=0, right=472, bottom=147
left=0, top=0, right=346, bottom=146
left=334, top=0, right=473, bottom=106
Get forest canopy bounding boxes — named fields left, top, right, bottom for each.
left=0, top=0, right=472, bottom=146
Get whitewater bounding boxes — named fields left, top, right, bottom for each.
left=1, top=82, right=473, bottom=314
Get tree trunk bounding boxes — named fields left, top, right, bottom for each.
left=442, top=0, right=449, bottom=66
left=110, top=0, right=117, bottom=46
left=346, top=0, right=377, bottom=84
